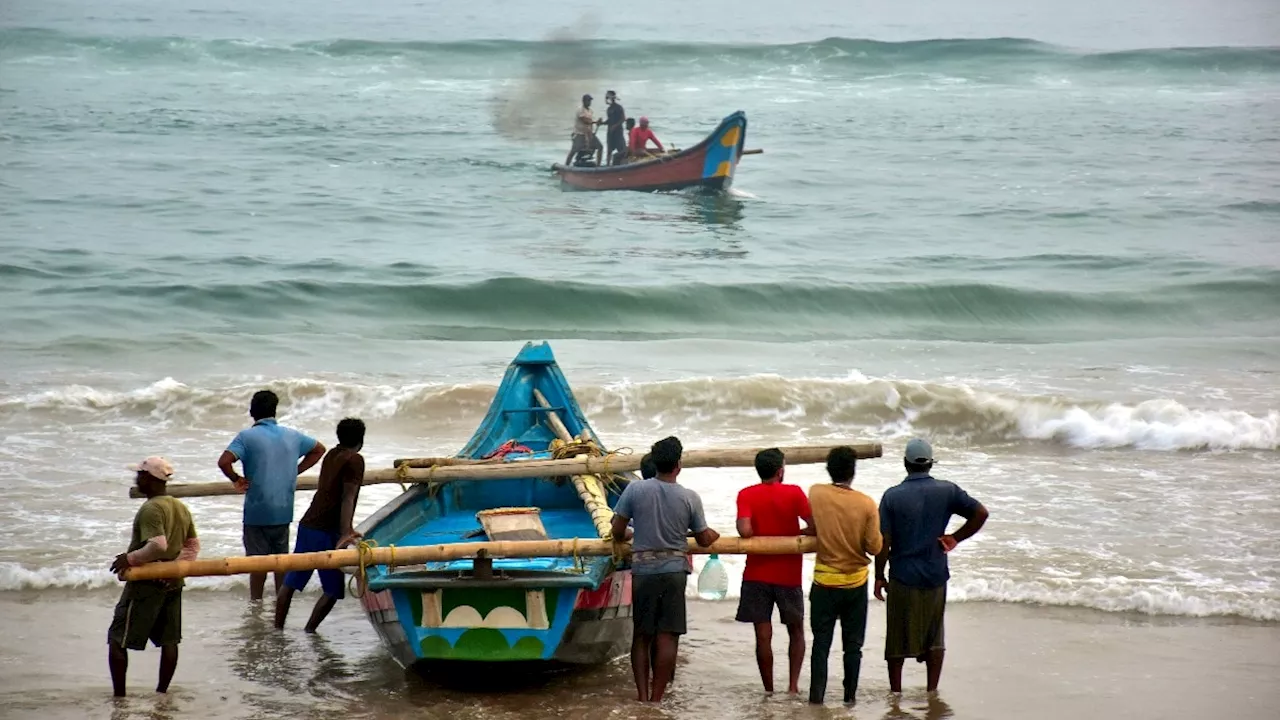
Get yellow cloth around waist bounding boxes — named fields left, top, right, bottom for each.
left=813, top=562, right=869, bottom=589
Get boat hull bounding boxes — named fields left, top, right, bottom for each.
left=552, top=111, right=747, bottom=192
left=355, top=342, right=637, bottom=671
left=358, top=569, right=633, bottom=670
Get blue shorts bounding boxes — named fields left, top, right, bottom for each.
left=284, top=525, right=345, bottom=599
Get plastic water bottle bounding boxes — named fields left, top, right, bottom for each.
left=697, top=553, right=729, bottom=601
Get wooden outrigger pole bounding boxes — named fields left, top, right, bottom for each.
left=129, top=442, right=883, bottom=498
left=122, top=536, right=817, bottom=582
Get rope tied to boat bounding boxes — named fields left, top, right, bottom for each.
left=548, top=438, right=633, bottom=490
left=350, top=539, right=396, bottom=599
left=394, top=463, right=410, bottom=493
left=571, top=537, right=585, bottom=574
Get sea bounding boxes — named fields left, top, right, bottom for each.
left=1, top=0, right=1278, bottom=718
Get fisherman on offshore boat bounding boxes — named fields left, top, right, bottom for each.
left=566, top=93, right=603, bottom=167
left=603, top=90, right=627, bottom=166
left=628, top=116, right=665, bottom=160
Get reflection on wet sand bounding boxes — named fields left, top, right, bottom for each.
left=883, top=693, right=955, bottom=720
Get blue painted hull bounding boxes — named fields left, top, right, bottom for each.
left=355, top=342, right=635, bottom=669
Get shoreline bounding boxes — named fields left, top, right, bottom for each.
left=2, top=589, right=1277, bottom=719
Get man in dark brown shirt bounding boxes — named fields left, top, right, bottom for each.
left=274, top=417, right=366, bottom=632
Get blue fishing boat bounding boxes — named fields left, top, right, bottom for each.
left=354, top=342, right=635, bottom=670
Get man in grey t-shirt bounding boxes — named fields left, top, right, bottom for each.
left=612, top=436, right=720, bottom=703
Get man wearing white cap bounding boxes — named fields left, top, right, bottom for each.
left=873, top=438, right=987, bottom=694
left=107, top=457, right=200, bottom=697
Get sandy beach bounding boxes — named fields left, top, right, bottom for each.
left=2, top=589, right=1276, bottom=720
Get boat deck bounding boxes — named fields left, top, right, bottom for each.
left=388, top=508, right=603, bottom=576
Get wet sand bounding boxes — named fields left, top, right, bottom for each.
left=1, top=589, right=1276, bottom=719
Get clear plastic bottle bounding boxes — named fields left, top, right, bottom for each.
left=696, top=553, right=729, bottom=600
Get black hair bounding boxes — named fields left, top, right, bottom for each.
left=250, top=390, right=278, bottom=421
left=905, top=459, right=934, bottom=474
left=626, top=117, right=636, bottom=130
left=640, top=452, right=657, bottom=479
left=337, top=417, right=366, bottom=447
left=826, top=446, right=857, bottom=483
left=754, top=448, right=784, bottom=481
left=649, top=436, right=683, bottom=475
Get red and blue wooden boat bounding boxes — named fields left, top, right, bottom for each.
left=552, top=111, right=749, bottom=192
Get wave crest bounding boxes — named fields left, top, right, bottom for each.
left=5, top=28, right=1278, bottom=74
left=3, top=374, right=1274, bottom=452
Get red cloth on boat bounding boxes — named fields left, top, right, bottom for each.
left=483, top=440, right=534, bottom=459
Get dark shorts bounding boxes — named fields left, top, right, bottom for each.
left=735, top=580, right=805, bottom=625
left=633, top=571, right=688, bottom=636
left=284, top=525, right=345, bottom=599
left=884, top=579, right=946, bottom=660
left=607, top=128, right=625, bottom=151
left=243, top=523, right=290, bottom=557
left=108, top=582, right=182, bottom=650
left=570, top=133, right=603, bottom=153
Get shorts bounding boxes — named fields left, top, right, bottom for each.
left=284, top=525, right=346, bottom=599
left=570, top=133, right=602, bottom=153
left=243, top=523, right=290, bottom=556
left=632, top=571, right=688, bottom=636
left=108, top=582, right=182, bottom=650
left=606, top=128, right=625, bottom=152
left=884, top=579, right=946, bottom=660
left=735, top=580, right=805, bottom=625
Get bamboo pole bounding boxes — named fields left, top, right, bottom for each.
left=530, top=388, right=614, bottom=540
left=133, top=442, right=883, bottom=498
left=742, top=148, right=763, bottom=155
left=531, top=389, right=573, bottom=442
left=122, top=535, right=817, bottom=581
left=390, top=456, right=499, bottom=468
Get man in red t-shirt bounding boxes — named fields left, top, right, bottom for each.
left=736, top=448, right=815, bottom=695
left=628, top=116, right=665, bottom=159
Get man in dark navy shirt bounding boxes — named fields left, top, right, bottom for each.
left=603, top=90, right=626, bottom=165
left=874, top=438, right=988, bottom=694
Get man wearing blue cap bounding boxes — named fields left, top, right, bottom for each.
left=874, top=438, right=988, bottom=694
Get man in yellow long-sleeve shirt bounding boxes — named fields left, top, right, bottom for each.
left=806, top=446, right=883, bottom=706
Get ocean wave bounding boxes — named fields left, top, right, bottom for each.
left=3, top=374, right=1275, bottom=452
left=4, top=28, right=1277, bottom=75
left=0, top=562, right=247, bottom=592
left=28, top=275, right=1280, bottom=343
left=950, top=577, right=1278, bottom=622
left=3, top=562, right=1272, bottom=620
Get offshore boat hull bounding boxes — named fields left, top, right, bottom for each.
left=552, top=111, right=747, bottom=192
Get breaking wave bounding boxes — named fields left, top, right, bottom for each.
left=3, top=373, right=1275, bottom=452
left=5, top=28, right=1278, bottom=76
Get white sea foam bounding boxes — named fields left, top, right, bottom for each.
left=5, top=560, right=1273, bottom=621
left=949, top=577, right=1279, bottom=622
left=0, top=562, right=246, bottom=592
left=3, top=373, right=1276, bottom=451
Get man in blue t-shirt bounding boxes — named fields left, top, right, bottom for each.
left=611, top=436, right=720, bottom=703
left=874, top=438, right=988, bottom=695
left=218, top=390, right=325, bottom=601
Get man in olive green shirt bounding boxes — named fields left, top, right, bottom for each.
left=108, top=457, right=200, bottom=697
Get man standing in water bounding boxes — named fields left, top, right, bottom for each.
left=275, top=417, right=366, bottom=633
left=734, top=448, right=814, bottom=695
left=807, top=446, right=882, bottom=705
left=108, top=457, right=200, bottom=697
left=611, top=436, right=720, bottom=703
left=875, top=438, right=988, bottom=693
left=218, top=390, right=325, bottom=601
